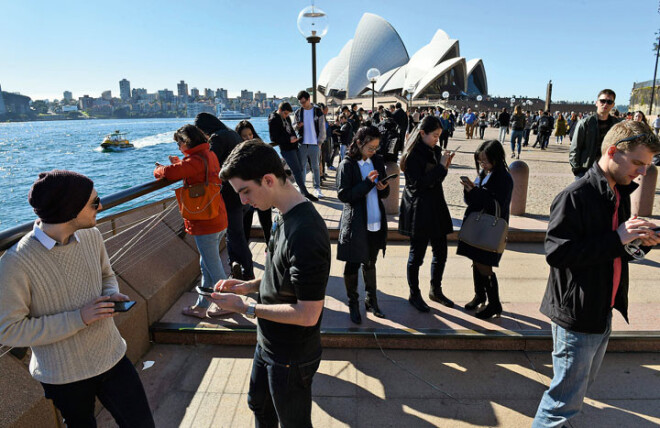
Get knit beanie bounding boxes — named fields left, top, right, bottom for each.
left=194, top=112, right=227, bottom=135
left=28, top=170, right=94, bottom=224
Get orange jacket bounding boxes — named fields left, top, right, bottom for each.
left=154, top=143, right=228, bottom=235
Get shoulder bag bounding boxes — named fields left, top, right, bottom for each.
left=458, top=199, right=508, bottom=253
left=174, top=155, right=222, bottom=220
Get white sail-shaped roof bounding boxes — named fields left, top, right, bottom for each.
left=346, top=13, right=409, bottom=97
left=374, top=65, right=407, bottom=93
left=412, top=57, right=467, bottom=99
left=321, top=39, right=353, bottom=92
left=403, top=30, right=459, bottom=93
left=466, top=58, right=488, bottom=95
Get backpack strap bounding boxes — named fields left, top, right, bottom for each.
left=185, top=154, right=209, bottom=187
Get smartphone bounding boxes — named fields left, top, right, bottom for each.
left=380, top=173, right=399, bottom=184
left=195, top=286, right=215, bottom=296
left=460, top=176, right=470, bottom=183
left=451, top=145, right=462, bottom=154
left=113, top=301, right=136, bottom=312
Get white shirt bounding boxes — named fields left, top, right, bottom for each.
left=302, top=108, right=318, bottom=145
left=357, top=158, right=381, bottom=232
left=33, top=221, right=79, bottom=250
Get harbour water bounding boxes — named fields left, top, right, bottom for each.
left=0, top=117, right=270, bottom=232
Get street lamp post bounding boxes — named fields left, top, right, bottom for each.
left=367, top=68, right=380, bottom=112
left=297, top=3, right=328, bottom=105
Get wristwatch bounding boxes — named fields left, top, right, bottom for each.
left=245, top=302, right=257, bottom=319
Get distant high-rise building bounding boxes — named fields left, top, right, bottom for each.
left=190, top=88, right=200, bottom=99
left=79, top=95, right=94, bottom=110
left=204, top=88, right=214, bottom=99
left=241, top=89, right=253, bottom=101
left=132, top=88, right=148, bottom=100
left=119, top=79, right=130, bottom=101
left=177, top=80, right=189, bottom=99
left=157, top=89, right=174, bottom=103
left=216, top=88, right=228, bottom=99
left=0, top=84, right=6, bottom=115
left=255, top=91, right=267, bottom=102
left=101, top=90, right=112, bottom=100
left=63, top=91, right=73, bottom=102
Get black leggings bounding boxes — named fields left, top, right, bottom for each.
left=243, top=207, right=273, bottom=243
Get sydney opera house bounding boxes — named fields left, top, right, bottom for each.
left=318, top=13, right=488, bottom=101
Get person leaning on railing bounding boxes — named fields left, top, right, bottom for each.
left=154, top=124, right=229, bottom=319
left=0, top=170, right=154, bottom=427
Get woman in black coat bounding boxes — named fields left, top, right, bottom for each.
left=458, top=140, right=513, bottom=319
left=337, top=125, right=390, bottom=324
left=399, top=115, right=455, bottom=313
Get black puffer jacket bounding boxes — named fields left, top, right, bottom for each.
left=539, top=163, right=652, bottom=334
left=398, top=141, right=453, bottom=238
left=336, top=155, right=389, bottom=263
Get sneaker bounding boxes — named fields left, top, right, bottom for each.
left=230, top=262, right=243, bottom=280
left=516, top=154, right=520, bottom=159
left=314, top=188, right=325, bottom=199
left=510, top=152, right=515, bottom=158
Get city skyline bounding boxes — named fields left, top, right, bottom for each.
left=2, top=0, right=659, bottom=103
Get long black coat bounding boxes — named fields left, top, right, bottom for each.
left=398, top=142, right=453, bottom=238
left=456, top=166, right=514, bottom=266
left=336, top=155, right=390, bottom=263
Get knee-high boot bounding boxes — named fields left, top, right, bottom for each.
left=344, top=273, right=362, bottom=324
left=476, top=273, right=502, bottom=319
left=465, top=265, right=487, bottom=310
left=363, top=263, right=385, bottom=318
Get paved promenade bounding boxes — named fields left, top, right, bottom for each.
left=100, top=124, right=660, bottom=427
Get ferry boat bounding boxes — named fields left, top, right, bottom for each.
left=100, top=131, right=134, bottom=151
left=217, top=110, right=251, bottom=120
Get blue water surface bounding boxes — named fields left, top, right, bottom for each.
left=0, top=117, right=270, bottom=232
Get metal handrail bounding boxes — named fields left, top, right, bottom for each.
left=0, top=178, right=175, bottom=251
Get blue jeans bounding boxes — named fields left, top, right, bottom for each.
left=247, top=344, right=321, bottom=428
left=532, top=315, right=612, bottom=427
left=340, top=144, right=347, bottom=162
left=226, top=205, right=254, bottom=279
left=407, top=235, right=448, bottom=293
left=510, top=130, right=524, bottom=154
left=498, top=126, right=508, bottom=143
left=42, top=356, right=154, bottom=428
left=298, top=143, right=321, bottom=190
left=280, top=149, right=308, bottom=195
left=192, top=230, right=227, bottom=308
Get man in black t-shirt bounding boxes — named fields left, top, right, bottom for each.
left=569, top=89, right=619, bottom=178
left=212, top=140, right=331, bottom=428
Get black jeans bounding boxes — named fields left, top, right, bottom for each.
left=248, top=344, right=321, bottom=428
left=226, top=204, right=254, bottom=278
left=439, top=130, right=449, bottom=149
left=243, top=205, right=273, bottom=245
left=523, top=129, right=531, bottom=146
left=41, top=356, right=154, bottom=428
left=479, top=125, right=487, bottom=139
left=407, top=234, right=448, bottom=293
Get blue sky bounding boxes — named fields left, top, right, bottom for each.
left=1, top=0, right=658, bottom=104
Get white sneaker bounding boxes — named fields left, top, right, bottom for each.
left=314, top=188, right=324, bottom=199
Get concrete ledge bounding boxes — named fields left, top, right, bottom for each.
left=105, top=222, right=200, bottom=325
left=0, top=354, right=59, bottom=428
left=114, top=278, right=151, bottom=363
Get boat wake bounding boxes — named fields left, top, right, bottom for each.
left=132, top=131, right=175, bottom=148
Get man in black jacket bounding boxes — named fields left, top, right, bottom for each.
left=532, top=121, right=660, bottom=427
left=392, top=102, right=408, bottom=154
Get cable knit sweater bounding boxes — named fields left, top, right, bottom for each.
left=0, top=227, right=126, bottom=384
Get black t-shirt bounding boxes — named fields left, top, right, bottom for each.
left=258, top=201, right=331, bottom=361
left=597, top=117, right=615, bottom=148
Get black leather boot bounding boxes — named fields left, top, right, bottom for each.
left=363, top=263, right=385, bottom=318
left=344, top=273, right=362, bottom=324
left=408, top=291, right=430, bottom=312
left=476, top=273, right=502, bottom=319
left=465, top=265, right=487, bottom=310
left=429, top=283, right=454, bottom=308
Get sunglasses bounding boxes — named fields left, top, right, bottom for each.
left=91, top=196, right=101, bottom=210
left=598, top=99, right=614, bottom=105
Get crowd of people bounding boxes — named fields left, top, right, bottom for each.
left=1, top=85, right=660, bottom=427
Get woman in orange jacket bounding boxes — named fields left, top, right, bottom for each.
left=154, top=124, right=229, bottom=318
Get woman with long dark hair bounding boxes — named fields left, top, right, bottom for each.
left=457, top=140, right=513, bottom=319
left=154, top=124, right=229, bottom=318
left=235, top=120, right=273, bottom=253
left=336, top=125, right=390, bottom=323
left=399, top=115, right=455, bottom=312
